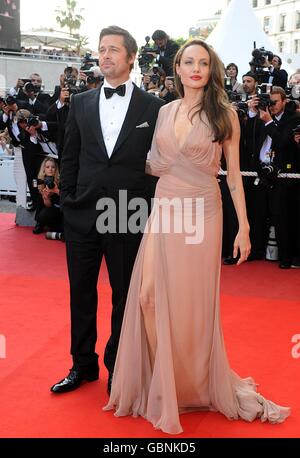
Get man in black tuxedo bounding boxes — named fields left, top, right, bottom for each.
left=50, top=26, right=164, bottom=395
left=9, top=73, right=51, bottom=113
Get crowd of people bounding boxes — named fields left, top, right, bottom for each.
left=2, top=46, right=82, bottom=61
left=1, top=34, right=300, bottom=269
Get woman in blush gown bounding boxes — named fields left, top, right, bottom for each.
left=103, top=40, right=290, bottom=435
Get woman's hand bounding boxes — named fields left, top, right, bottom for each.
left=233, top=229, right=251, bottom=265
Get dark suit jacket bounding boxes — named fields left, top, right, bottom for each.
left=60, top=85, right=164, bottom=235
left=157, top=40, right=179, bottom=76
left=246, top=109, right=300, bottom=173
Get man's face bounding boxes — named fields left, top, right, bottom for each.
left=30, top=74, right=42, bottom=89
left=272, top=56, right=280, bottom=69
left=99, top=34, right=135, bottom=83
left=269, top=93, right=286, bottom=116
left=242, top=77, right=256, bottom=95
left=154, top=38, right=167, bottom=49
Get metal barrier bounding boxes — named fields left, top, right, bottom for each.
left=0, top=156, right=16, bottom=195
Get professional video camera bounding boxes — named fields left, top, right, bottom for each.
left=138, top=36, right=159, bottom=74
left=33, top=176, right=55, bottom=189
left=255, top=84, right=276, bottom=110
left=249, top=46, right=274, bottom=83
left=80, top=52, right=99, bottom=71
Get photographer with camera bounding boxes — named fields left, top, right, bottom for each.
left=250, top=48, right=287, bottom=89
left=32, top=157, right=62, bottom=236
left=49, top=67, right=79, bottom=105
left=9, top=73, right=51, bottom=112
left=150, top=30, right=179, bottom=76
left=246, top=86, right=300, bottom=267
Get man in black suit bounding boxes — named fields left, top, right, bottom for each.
left=50, top=26, right=164, bottom=395
left=9, top=73, right=51, bottom=113
left=151, top=29, right=179, bottom=76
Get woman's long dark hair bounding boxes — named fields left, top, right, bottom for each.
left=174, top=39, right=233, bottom=143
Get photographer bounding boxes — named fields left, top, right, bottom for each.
left=250, top=48, right=287, bottom=89
left=271, top=55, right=288, bottom=90
left=33, top=157, right=62, bottom=236
left=79, top=65, right=103, bottom=91
left=246, top=86, right=300, bottom=267
left=49, top=66, right=79, bottom=105
left=9, top=73, right=51, bottom=111
left=150, top=30, right=179, bottom=76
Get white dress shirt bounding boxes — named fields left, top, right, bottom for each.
left=99, top=78, right=134, bottom=158
left=259, top=111, right=283, bottom=163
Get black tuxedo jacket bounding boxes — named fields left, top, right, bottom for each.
left=60, top=85, right=164, bottom=235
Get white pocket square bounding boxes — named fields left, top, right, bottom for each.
left=136, top=122, right=149, bottom=128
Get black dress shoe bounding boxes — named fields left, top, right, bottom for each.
left=279, top=262, right=291, bottom=269
left=223, top=256, right=238, bottom=265
left=50, top=368, right=99, bottom=393
left=32, top=223, right=44, bottom=234
left=107, top=372, right=113, bottom=395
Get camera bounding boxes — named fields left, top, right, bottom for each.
left=255, top=84, right=276, bottom=111
left=5, top=95, right=16, bottom=106
left=20, top=78, right=31, bottom=84
left=27, top=115, right=40, bottom=128
left=24, top=82, right=36, bottom=94
left=249, top=47, right=274, bottom=84
left=224, top=76, right=233, bottom=92
left=138, top=36, right=158, bottom=73
left=80, top=52, right=99, bottom=71
left=292, top=124, right=300, bottom=135
left=63, top=75, right=81, bottom=102
left=250, top=47, right=273, bottom=70
left=258, top=162, right=280, bottom=188
left=33, top=176, right=55, bottom=189
left=45, top=231, right=65, bottom=241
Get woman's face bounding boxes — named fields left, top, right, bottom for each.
left=44, top=161, right=56, bottom=176
left=176, top=44, right=210, bottom=91
left=226, top=66, right=237, bottom=79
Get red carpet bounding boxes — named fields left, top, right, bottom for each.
left=0, top=212, right=299, bottom=438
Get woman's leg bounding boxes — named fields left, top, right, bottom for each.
left=140, top=232, right=157, bottom=369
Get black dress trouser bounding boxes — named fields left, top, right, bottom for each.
left=66, top=229, right=142, bottom=374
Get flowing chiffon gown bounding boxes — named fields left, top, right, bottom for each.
left=103, top=100, right=290, bottom=434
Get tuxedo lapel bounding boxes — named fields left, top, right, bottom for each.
left=111, top=85, right=149, bottom=157
left=88, top=87, right=108, bottom=158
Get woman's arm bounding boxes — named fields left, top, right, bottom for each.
left=223, top=109, right=251, bottom=265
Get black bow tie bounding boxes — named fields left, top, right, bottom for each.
left=104, top=84, right=126, bottom=99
